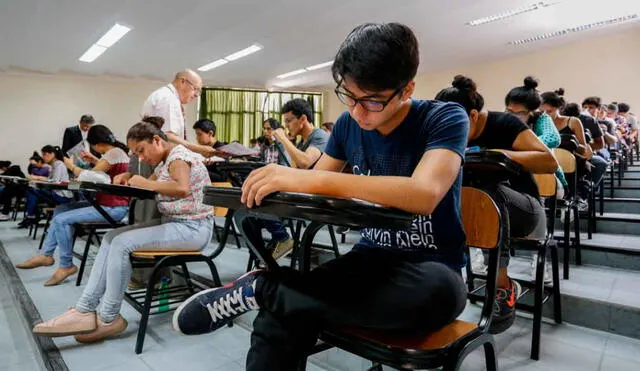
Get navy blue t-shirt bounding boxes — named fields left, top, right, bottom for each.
left=325, top=100, right=469, bottom=268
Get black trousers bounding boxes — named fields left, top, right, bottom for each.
left=247, top=247, right=468, bottom=371
left=0, top=184, right=23, bottom=214
left=483, top=185, right=546, bottom=268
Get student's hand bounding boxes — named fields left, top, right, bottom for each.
left=201, top=146, right=219, bottom=158
left=272, top=128, right=288, bottom=143
left=80, top=151, right=99, bottom=164
left=63, top=157, right=75, bottom=170
left=113, top=172, right=133, bottom=185
left=127, top=175, right=150, bottom=189
left=241, top=164, right=308, bottom=208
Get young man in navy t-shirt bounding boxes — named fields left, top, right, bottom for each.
left=173, top=23, right=470, bottom=371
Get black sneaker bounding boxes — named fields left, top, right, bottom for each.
left=172, top=270, right=261, bottom=335
left=17, top=217, right=35, bottom=229
left=489, top=279, right=521, bottom=334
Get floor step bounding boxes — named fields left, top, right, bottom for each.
left=545, top=232, right=640, bottom=271
left=600, top=198, right=640, bottom=213
left=506, top=257, right=640, bottom=340
left=599, top=188, right=640, bottom=198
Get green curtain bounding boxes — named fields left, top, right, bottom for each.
left=199, top=88, right=323, bottom=144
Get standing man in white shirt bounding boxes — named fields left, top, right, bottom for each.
left=141, top=69, right=218, bottom=157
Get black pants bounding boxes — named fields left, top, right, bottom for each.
left=0, top=184, right=23, bottom=214
left=484, top=185, right=546, bottom=268
left=247, top=247, right=468, bottom=371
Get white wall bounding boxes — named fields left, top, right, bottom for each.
left=0, top=73, right=199, bottom=168
left=323, top=27, right=640, bottom=120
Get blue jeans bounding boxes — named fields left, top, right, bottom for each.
left=75, top=216, right=213, bottom=322
left=41, top=202, right=129, bottom=268
left=262, top=220, right=290, bottom=242
left=590, top=154, right=608, bottom=188
left=25, top=189, right=72, bottom=217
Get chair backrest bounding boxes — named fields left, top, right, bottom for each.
left=553, top=148, right=576, bottom=174
left=461, top=187, right=500, bottom=250
left=532, top=174, right=557, bottom=198
left=211, top=182, right=233, bottom=217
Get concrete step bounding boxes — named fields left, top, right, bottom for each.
left=506, top=257, right=640, bottom=341
left=600, top=198, right=640, bottom=214
left=544, top=232, right=640, bottom=271
left=599, top=187, right=640, bottom=198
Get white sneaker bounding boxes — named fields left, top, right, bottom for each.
left=560, top=209, right=574, bottom=224
left=531, top=253, right=552, bottom=284
left=470, top=247, right=487, bottom=274
left=0, top=213, right=10, bottom=221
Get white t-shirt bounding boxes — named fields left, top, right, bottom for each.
left=140, top=84, right=185, bottom=139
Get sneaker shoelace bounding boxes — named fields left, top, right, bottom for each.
left=206, top=284, right=259, bottom=323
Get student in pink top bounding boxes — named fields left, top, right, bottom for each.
left=31, top=116, right=214, bottom=343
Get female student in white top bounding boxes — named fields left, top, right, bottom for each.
left=32, top=116, right=214, bottom=343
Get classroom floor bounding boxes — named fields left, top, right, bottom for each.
left=1, top=219, right=639, bottom=371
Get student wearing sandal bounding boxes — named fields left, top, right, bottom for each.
left=19, top=145, right=74, bottom=228
left=174, top=23, right=469, bottom=371
left=32, top=116, right=214, bottom=342
left=16, top=125, right=130, bottom=286
left=435, top=75, right=558, bottom=334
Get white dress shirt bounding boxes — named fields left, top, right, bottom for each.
left=141, top=83, right=185, bottom=139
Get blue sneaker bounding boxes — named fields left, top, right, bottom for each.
left=173, top=270, right=261, bottom=335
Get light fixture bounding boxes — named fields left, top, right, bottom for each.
left=197, top=59, right=229, bottom=72
left=79, top=45, right=107, bottom=63
left=466, top=1, right=560, bottom=26
left=78, top=23, right=131, bottom=63
left=276, top=69, right=307, bottom=79
left=276, top=60, right=333, bottom=79
left=509, top=13, right=638, bottom=45
left=197, top=43, right=263, bottom=71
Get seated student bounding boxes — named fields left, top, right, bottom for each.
left=173, top=23, right=469, bottom=371
left=193, top=118, right=227, bottom=150
left=321, top=121, right=334, bottom=134
left=19, top=146, right=74, bottom=228
left=0, top=163, right=26, bottom=221
left=562, top=102, right=608, bottom=205
left=260, top=118, right=291, bottom=166
left=16, top=125, right=130, bottom=286
left=502, top=79, right=565, bottom=196
left=248, top=138, right=260, bottom=151
left=27, top=152, right=51, bottom=178
left=595, top=103, right=620, bottom=148
left=32, top=116, right=214, bottom=342
left=435, top=74, right=558, bottom=333
left=273, top=98, right=329, bottom=169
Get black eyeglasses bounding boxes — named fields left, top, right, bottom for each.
left=334, top=85, right=404, bottom=112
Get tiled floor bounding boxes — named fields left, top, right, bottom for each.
left=2, top=220, right=640, bottom=371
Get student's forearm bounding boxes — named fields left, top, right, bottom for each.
left=145, top=179, right=189, bottom=198
left=279, top=139, right=313, bottom=169
left=500, top=150, right=558, bottom=174
left=166, top=132, right=189, bottom=147
left=302, top=171, right=441, bottom=215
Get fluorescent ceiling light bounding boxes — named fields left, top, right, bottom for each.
left=277, top=69, right=307, bottom=79
left=509, top=13, right=638, bottom=45
left=306, top=61, right=334, bottom=71
left=197, top=59, right=229, bottom=72
left=467, top=1, right=560, bottom=26
left=78, top=22, right=131, bottom=63
left=95, top=23, right=131, bottom=48
left=79, top=44, right=107, bottom=63
left=224, top=44, right=263, bottom=61
left=277, top=60, right=334, bottom=79
left=197, top=44, right=263, bottom=71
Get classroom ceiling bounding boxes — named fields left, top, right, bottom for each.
left=0, top=0, right=639, bottom=89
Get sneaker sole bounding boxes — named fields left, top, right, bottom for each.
left=172, top=270, right=256, bottom=335
left=33, top=327, right=97, bottom=337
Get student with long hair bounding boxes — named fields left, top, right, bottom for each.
left=16, top=125, right=131, bottom=286
left=32, top=116, right=214, bottom=343
left=19, top=145, right=73, bottom=227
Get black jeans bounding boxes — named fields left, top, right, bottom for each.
left=483, top=185, right=546, bottom=268
left=247, top=247, right=468, bottom=371
left=0, top=183, right=23, bottom=214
